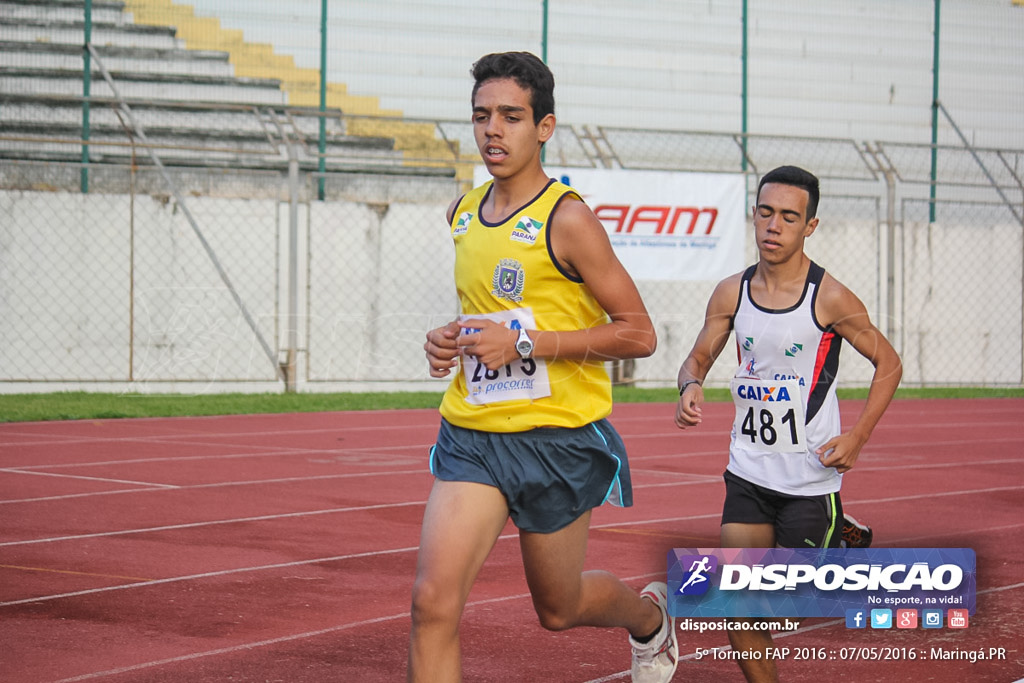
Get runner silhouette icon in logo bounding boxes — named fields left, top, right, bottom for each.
left=678, top=555, right=717, bottom=595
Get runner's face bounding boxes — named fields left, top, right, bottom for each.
left=752, top=182, right=818, bottom=263
left=472, top=78, right=553, bottom=179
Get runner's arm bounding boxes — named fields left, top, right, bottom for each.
left=815, top=276, right=902, bottom=472
left=461, top=198, right=656, bottom=370
left=422, top=198, right=466, bottom=378
left=675, top=275, right=741, bottom=429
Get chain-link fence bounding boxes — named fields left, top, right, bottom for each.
left=2, top=100, right=1022, bottom=392
left=3, top=0, right=1023, bottom=392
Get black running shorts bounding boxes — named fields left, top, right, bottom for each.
left=721, top=469, right=843, bottom=548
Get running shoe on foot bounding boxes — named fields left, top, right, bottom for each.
left=629, top=581, right=678, bottom=683
left=841, top=513, right=873, bottom=548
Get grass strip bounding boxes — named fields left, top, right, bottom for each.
left=0, top=386, right=1021, bottom=423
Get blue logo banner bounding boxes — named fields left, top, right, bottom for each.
left=667, top=548, right=976, bottom=618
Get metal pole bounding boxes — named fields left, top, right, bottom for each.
left=81, top=0, right=92, bottom=192
left=89, top=45, right=285, bottom=381
left=864, top=142, right=900, bottom=349
left=929, top=0, right=941, bottom=223
left=318, top=0, right=327, bottom=201
left=541, top=0, right=549, bottom=164
left=938, top=103, right=1024, bottom=227
left=541, top=0, right=549, bottom=63
left=741, top=0, right=749, bottom=172
left=885, top=168, right=897, bottom=344
left=286, top=145, right=300, bottom=392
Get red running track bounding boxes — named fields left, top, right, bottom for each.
left=0, top=398, right=1022, bottom=682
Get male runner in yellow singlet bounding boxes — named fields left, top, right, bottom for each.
left=409, top=52, right=678, bottom=683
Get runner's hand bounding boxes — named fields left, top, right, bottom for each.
left=675, top=383, right=704, bottom=428
left=424, top=320, right=460, bottom=378
left=817, top=432, right=867, bottom=473
left=457, top=318, right=517, bottom=371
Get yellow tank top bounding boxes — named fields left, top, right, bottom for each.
left=439, top=178, right=612, bottom=432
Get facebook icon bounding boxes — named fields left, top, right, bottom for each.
left=846, top=609, right=866, bottom=629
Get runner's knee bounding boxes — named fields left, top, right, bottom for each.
left=410, top=576, right=463, bottom=628
left=533, top=600, right=579, bottom=631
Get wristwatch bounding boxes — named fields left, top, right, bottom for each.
left=679, top=379, right=702, bottom=395
left=515, top=328, right=534, bottom=359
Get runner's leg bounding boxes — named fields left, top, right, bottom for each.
left=722, top=522, right=781, bottom=683
left=407, top=479, right=510, bottom=683
left=519, top=510, right=661, bottom=636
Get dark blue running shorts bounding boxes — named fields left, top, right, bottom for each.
left=429, top=418, right=633, bottom=534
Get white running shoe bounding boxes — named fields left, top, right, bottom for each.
left=629, top=581, right=678, bottom=683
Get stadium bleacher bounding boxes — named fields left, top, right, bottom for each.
left=0, top=0, right=459, bottom=186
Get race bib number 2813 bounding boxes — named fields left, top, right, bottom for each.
left=730, top=378, right=806, bottom=453
left=460, top=309, right=551, bottom=405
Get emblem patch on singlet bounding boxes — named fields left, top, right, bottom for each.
left=453, top=212, right=473, bottom=236
left=510, top=216, right=543, bottom=245
left=492, top=258, right=525, bottom=302
left=785, top=342, right=804, bottom=357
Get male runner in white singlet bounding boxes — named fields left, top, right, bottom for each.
left=673, top=165, right=902, bottom=682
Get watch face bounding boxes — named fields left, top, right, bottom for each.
left=516, top=331, right=532, bottom=357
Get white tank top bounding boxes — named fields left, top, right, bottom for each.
left=728, top=262, right=843, bottom=495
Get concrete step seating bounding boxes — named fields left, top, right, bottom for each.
left=0, top=40, right=237, bottom=79
left=4, top=0, right=128, bottom=25
left=0, top=93, right=413, bottom=174
left=0, top=0, right=457, bottom=180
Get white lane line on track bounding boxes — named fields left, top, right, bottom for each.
left=0, top=499, right=713, bottom=551
left=852, top=484, right=1024, bottom=506
left=581, top=580, right=1024, bottom=682
left=43, top=578, right=1024, bottom=683
left=42, top=571, right=662, bottom=683
left=0, top=468, right=179, bottom=489
left=4, top=490, right=1021, bottom=605
left=3, top=452, right=1016, bottom=506
left=0, top=500, right=427, bottom=549
left=3, top=510, right=717, bottom=606
left=635, top=438, right=1024, bottom=462
left=3, top=440, right=435, bottom=471
left=888, top=522, right=1024, bottom=545
left=4, top=483, right=1021, bottom=549
left=0, top=421, right=442, bottom=448
left=0, top=468, right=425, bottom=505
left=0, top=543, right=425, bottom=608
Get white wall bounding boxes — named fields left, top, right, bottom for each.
left=3, top=188, right=1021, bottom=391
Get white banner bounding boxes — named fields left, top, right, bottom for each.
left=474, top=167, right=746, bottom=282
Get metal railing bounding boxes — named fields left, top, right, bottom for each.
left=2, top=99, right=1022, bottom=391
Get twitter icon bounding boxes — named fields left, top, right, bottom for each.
left=870, top=609, right=892, bottom=629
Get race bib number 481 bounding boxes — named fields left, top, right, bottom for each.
left=461, top=309, right=551, bottom=405
left=730, top=378, right=806, bottom=453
